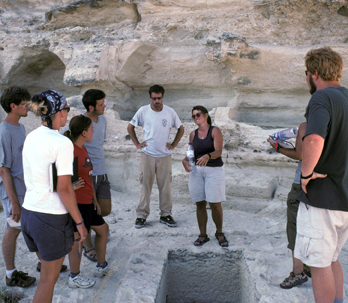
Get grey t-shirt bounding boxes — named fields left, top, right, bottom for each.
left=61, top=114, right=107, bottom=176
left=297, top=86, right=348, bottom=211
left=0, top=122, right=26, bottom=199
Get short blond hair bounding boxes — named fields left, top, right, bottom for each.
left=305, top=47, right=343, bottom=81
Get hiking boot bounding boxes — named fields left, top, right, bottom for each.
left=94, top=264, right=111, bottom=278
left=280, top=271, right=308, bottom=289
left=135, top=218, right=146, bottom=229
left=160, top=215, right=177, bottom=227
left=6, top=270, right=36, bottom=288
left=68, top=273, right=95, bottom=289
left=37, top=261, right=67, bottom=273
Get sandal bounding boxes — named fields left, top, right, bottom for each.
left=280, top=271, right=308, bottom=289
left=84, top=247, right=97, bottom=262
left=194, top=234, right=210, bottom=246
left=215, top=232, right=229, bottom=247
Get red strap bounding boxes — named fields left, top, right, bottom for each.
left=275, top=141, right=279, bottom=153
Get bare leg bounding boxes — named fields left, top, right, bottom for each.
left=2, top=228, right=21, bottom=270
left=84, top=231, right=95, bottom=257
left=292, top=250, right=304, bottom=275
left=68, top=232, right=82, bottom=273
left=91, top=223, right=109, bottom=264
left=311, top=264, right=336, bottom=303
left=98, top=198, right=111, bottom=217
left=196, top=201, right=207, bottom=235
left=33, top=257, right=65, bottom=303
left=209, top=202, right=223, bottom=234
left=332, top=260, right=344, bottom=300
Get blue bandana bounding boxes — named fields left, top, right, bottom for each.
left=32, top=90, right=66, bottom=117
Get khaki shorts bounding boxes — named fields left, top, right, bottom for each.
left=189, top=166, right=225, bottom=203
left=294, top=202, right=348, bottom=268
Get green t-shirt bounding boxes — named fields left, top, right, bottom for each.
left=297, top=86, right=348, bottom=211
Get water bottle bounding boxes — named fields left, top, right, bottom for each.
left=186, top=143, right=195, bottom=172
left=271, top=127, right=298, bottom=140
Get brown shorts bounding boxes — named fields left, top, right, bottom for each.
left=286, top=183, right=301, bottom=250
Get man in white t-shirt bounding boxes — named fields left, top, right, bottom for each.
left=127, top=85, right=184, bottom=229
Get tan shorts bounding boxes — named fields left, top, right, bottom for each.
left=294, top=202, right=348, bottom=268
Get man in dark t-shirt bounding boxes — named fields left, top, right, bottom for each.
left=294, top=47, right=348, bottom=303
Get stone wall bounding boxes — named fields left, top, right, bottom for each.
left=1, top=0, right=348, bottom=127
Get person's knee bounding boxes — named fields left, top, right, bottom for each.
left=98, top=198, right=112, bottom=217
left=209, top=203, right=222, bottom=211
left=196, top=201, right=206, bottom=210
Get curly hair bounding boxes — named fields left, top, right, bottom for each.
left=305, top=47, right=343, bottom=81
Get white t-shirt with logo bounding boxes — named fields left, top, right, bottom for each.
left=130, top=104, right=182, bottom=157
left=23, top=126, right=74, bottom=214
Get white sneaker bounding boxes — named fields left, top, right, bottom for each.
left=94, top=265, right=111, bottom=277
left=68, top=273, right=95, bottom=288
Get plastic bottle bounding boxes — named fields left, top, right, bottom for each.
left=186, top=143, right=195, bottom=172
left=271, top=127, right=298, bottom=140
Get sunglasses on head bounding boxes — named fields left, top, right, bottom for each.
left=151, top=97, right=163, bottom=101
left=61, top=106, right=70, bottom=113
left=192, top=112, right=202, bottom=119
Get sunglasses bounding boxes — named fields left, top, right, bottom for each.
left=192, top=112, right=202, bottom=119
left=151, top=97, right=163, bottom=101
left=305, top=70, right=309, bottom=76
left=61, top=106, right=70, bottom=113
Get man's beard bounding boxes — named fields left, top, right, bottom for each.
left=309, top=76, right=317, bottom=95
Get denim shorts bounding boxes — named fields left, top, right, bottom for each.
left=21, top=207, right=74, bottom=261
left=92, top=174, right=111, bottom=199
left=2, top=196, right=24, bottom=229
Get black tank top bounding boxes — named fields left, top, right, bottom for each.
left=192, top=126, right=223, bottom=167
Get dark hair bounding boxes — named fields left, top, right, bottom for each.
left=82, top=89, right=106, bottom=112
left=0, top=86, right=31, bottom=113
left=192, top=105, right=212, bottom=125
left=149, top=85, right=165, bottom=96
left=63, top=115, right=92, bottom=142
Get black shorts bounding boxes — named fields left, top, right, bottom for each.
left=73, top=203, right=105, bottom=233
left=21, top=208, right=74, bottom=261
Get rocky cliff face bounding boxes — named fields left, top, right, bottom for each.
left=1, top=0, right=348, bottom=126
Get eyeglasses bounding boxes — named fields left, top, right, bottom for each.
left=61, top=106, right=70, bottom=113
left=151, top=97, right=163, bottom=101
left=305, top=70, right=309, bottom=76
left=19, top=101, right=31, bottom=107
left=192, top=113, right=202, bottom=119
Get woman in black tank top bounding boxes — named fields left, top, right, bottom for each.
left=182, top=106, right=228, bottom=247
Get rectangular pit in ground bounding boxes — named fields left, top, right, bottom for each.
left=156, top=249, right=255, bottom=303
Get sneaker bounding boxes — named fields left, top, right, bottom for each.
left=279, top=271, right=308, bottom=289
left=160, top=215, right=177, bottom=227
left=6, top=270, right=36, bottom=288
left=94, top=264, right=111, bottom=278
left=37, top=261, right=67, bottom=273
left=135, top=218, right=146, bottom=229
left=68, top=273, right=95, bottom=289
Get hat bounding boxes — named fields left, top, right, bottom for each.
left=32, top=90, right=67, bottom=117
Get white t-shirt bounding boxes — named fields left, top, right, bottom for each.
left=22, top=126, right=74, bottom=214
left=130, top=104, right=182, bottom=157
